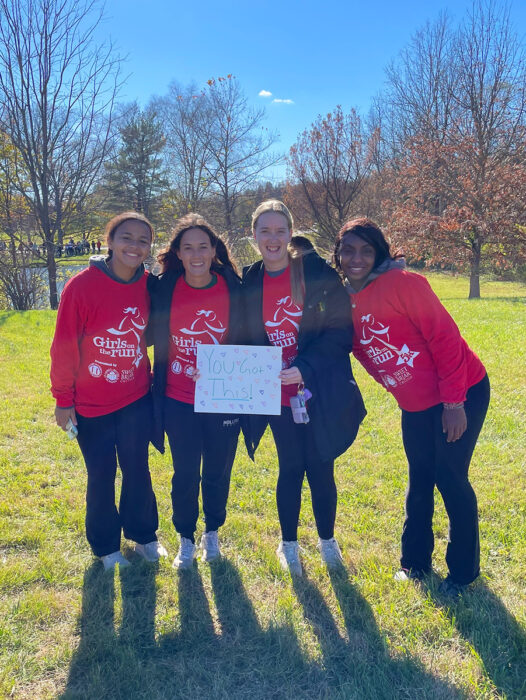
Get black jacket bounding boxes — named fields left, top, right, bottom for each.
left=242, top=253, right=366, bottom=462
left=147, top=266, right=243, bottom=453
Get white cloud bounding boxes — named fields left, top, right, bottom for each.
left=272, top=98, right=294, bottom=104
left=259, top=90, right=272, bottom=97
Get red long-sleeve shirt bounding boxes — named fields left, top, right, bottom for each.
left=50, top=266, right=151, bottom=417
left=263, top=267, right=303, bottom=405
left=349, top=269, right=485, bottom=411
left=166, top=274, right=230, bottom=404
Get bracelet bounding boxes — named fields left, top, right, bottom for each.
left=443, top=402, right=464, bottom=410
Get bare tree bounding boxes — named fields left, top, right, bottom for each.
left=287, top=106, right=379, bottom=248
left=153, top=82, right=212, bottom=216
left=0, top=130, right=44, bottom=309
left=384, top=13, right=457, bottom=154
left=203, top=76, right=281, bottom=236
left=0, top=0, right=121, bottom=308
left=381, top=1, right=526, bottom=297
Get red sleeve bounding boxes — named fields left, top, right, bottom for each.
left=49, top=278, right=86, bottom=408
left=394, top=273, right=469, bottom=403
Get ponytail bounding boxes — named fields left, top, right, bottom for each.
left=289, top=251, right=305, bottom=306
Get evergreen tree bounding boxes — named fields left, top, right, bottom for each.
left=105, top=105, right=168, bottom=220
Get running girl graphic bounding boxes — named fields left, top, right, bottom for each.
left=264, top=294, right=303, bottom=368
left=359, top=313, right=420, bottom=368
left=107, top=306, right=147, bottom=367
left=179, top=309, right=227, bottom=344
left=90, top=306, right=147, bottom=383
left=170, top=308, right=227, bottom=377
left=265, top=296, right=303, bottom=333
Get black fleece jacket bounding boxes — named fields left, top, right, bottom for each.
left=147, top=266, right=243, bottom=453
left=242, top=253, right=366, bottom=462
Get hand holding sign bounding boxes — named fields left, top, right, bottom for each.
left=194, top=345, right=282, bottom=415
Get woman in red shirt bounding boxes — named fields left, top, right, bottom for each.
left=243, top=201, right=365, bottom=576
left=149, top=214, right=242, bottom=569
left=50, top=212, right=166, bottom=571
left=333, top=217, right=490, bottom=597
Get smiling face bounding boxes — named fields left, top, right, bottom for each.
left=176, top=227, right=215, bottom=287
left=253, top=211, right=292, bottom=271
left=338, top=232, right=376, bottom=290
left=107, top=220, right=152, bottom=281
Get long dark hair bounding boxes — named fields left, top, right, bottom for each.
left=157, top=213, right=238, bottom=275
left=333, top=217, right=402, bottom=272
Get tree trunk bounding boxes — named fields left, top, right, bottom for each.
left=46, top=240, right=59, bottom=309
left=223, top=191, right=234, bottom=246
left=468, top=248, right=481, bottom=299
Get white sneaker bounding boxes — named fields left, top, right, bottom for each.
left=172, top=537, right=196, bottom=570
left=276, top=540, right=302, bottom=576
left=135, top=540, right=168, bottom=562
left=200, top=530, right=221, bottom=562
left=101, top=550, right=130, bottom=571
left=317, top=537, right=344, bottom=568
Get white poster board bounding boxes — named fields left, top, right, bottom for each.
left=194, top=345, right=282, bottom=415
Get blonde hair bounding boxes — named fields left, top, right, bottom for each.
left=251, top=199, right=294, bottom=231
left=251, top=199, right=305, bottom=306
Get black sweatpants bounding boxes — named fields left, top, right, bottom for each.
left=76, top=393, right=159, bottom=558
left=400, top=374, right=490, bottom=584
left=269, top=407, right=337, bottom=542
left=164, top=397, right=240, bottom=543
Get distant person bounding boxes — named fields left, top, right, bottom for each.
left=333, top=217, right=489, bottom=597
left=91, top=240, right=96, bottom=254
left=50, top=212, right=167, bottom=571
left=96, top=240, right=101, bottom=253
left=243, top=200, right=365, bottom=576
left=148, top=213, right=243, bottom=569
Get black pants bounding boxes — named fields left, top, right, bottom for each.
left=400, top=374, right=490, bottom=584
left=76, top=394, right=159, bottom=558
left=164, top=398, right=240, bottom=543
left=269, top=407, right=337, bottom=541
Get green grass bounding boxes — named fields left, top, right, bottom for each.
left=0, top=272, right=525, bottom=699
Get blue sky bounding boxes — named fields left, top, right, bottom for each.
left=97, top=0, right=526, bottom=181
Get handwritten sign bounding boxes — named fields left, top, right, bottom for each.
left=194, top=345, right=282, bottom=415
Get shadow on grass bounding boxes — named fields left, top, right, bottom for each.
left=208, top=558, right=315, bottom=696
left=291, top=567, right=464, bottom=699
left=427, top=581, right=526, bottom=699
left=439, top=296, right=526, bottom=303
left=63, top=559, right=471, bottom=699
left=0, top=311, right=18, bottom=328
left=62, top=560, right=158, bottom=700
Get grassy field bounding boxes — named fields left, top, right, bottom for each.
left=0, top=272, right=524, bottom=699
